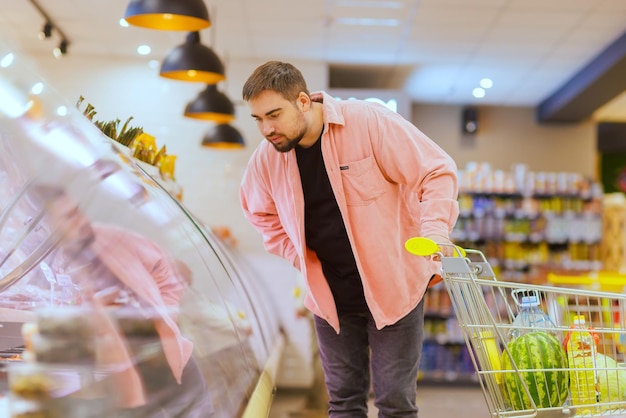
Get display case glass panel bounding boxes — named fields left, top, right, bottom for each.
left=0, top=44, right=280, bottom=418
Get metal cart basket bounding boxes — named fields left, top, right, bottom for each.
left=406, top=238, right=626, bottom=418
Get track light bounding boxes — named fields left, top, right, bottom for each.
left=29, top=0, right=71, bottom=56
left=53, top=39, right=68, bottom=58
left=39, top=21, right=52, bottom=40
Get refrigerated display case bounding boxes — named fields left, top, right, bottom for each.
left=0, top=45, right=288, bottom=417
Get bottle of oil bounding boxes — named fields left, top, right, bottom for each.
left=566, top=315, right=599, bottom=414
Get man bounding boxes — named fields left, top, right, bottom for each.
left=239, top=61, right=459, bottom=417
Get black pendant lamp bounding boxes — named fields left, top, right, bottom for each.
left=124, top=0, right=210, bottom=31
left=160, top=32, right=225, bottom=84
left=202, top=124, right=245, bottom=149
left=184, top=84, right=235, bottom=123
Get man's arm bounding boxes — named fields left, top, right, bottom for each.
left=371, top=109, right=460, bottom=247
left=239, top=161, right=300, bottom=269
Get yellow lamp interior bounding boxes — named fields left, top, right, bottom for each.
left=184, top=112, right=235, bottom=124
left=202, top=141, right=244, bottom=149
left=125, top=14, right=210, bottom=31
left=160, top=70, right=225, bottom=84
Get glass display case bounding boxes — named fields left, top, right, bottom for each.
left=0, top=44, right=284, bottom=418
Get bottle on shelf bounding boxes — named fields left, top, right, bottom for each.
left=507, top=292, right=558, bottom=342
left=566, top=315, right=599, bottom=414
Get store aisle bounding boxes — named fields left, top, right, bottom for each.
left=269, top=383, right=490, bottom=418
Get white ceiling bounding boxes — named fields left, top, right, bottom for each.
left=1, top=0, right=625, bottom=120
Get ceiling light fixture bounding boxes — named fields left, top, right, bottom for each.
left=201, top=124, right=245, bottom=149
left=0, top=53, right=15, bottom=68
left=137, top=44, right=152, bottom=55
left=160, top=32, right=225, bottom=83
left=124, top=0, right=211, bottom=31
left=480, top=78, right=493, bottom=89
left=39, top=21, right=53, bottom=40
left=52, top=39, right=69, bottom=58
left=472, top=87, right=485, bottom=99
left=30, top=82, right=44, bottom=95
left=184, top=84, right=235, bottom=123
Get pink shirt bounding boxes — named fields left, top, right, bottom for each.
left=240, top=91, right=459, bottom=333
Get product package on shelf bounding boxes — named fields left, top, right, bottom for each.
left=601, top=193, right=626, bottom=272
left=453, top=162, right=604, bottom=283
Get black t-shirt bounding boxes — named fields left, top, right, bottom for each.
left=295, top=134, right=368, bottom=314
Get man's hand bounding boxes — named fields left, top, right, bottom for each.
left=424, top=234, right=455, bottom=258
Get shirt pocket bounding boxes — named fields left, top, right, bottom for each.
left=339, top=156, right=386, bottom=206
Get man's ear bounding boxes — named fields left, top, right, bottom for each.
left=297, top=92, right=311, bottom=111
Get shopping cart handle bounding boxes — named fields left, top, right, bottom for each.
left=404, top=237, right=466, bottom=257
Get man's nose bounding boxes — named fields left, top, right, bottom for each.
left=261, top=121, right=274, bottom=136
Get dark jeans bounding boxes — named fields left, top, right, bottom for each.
left=314, top=299, right=424, bottom=418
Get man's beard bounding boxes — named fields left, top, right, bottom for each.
left=272, top=131, right=305, bottom=152
left=269, top=109, right=308, bottom=152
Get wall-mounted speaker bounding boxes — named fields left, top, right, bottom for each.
left=462, top=107, right=478, bottom=135
left=597, top=122, right=626, bottom=152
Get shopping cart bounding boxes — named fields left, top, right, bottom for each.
left=405, top=237, right=626, bottom=418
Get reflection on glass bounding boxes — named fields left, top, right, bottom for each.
left=0, top=42, right=280, bottom=417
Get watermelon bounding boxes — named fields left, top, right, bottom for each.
left=501, top=331, right=569, bottom=410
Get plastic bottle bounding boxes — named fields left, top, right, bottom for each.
left=566, top=315, right=599, bottom=414
left=507, top=295, right=558, bottom=342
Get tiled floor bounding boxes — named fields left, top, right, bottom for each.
left=269, top=383, right=490, bottom=418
